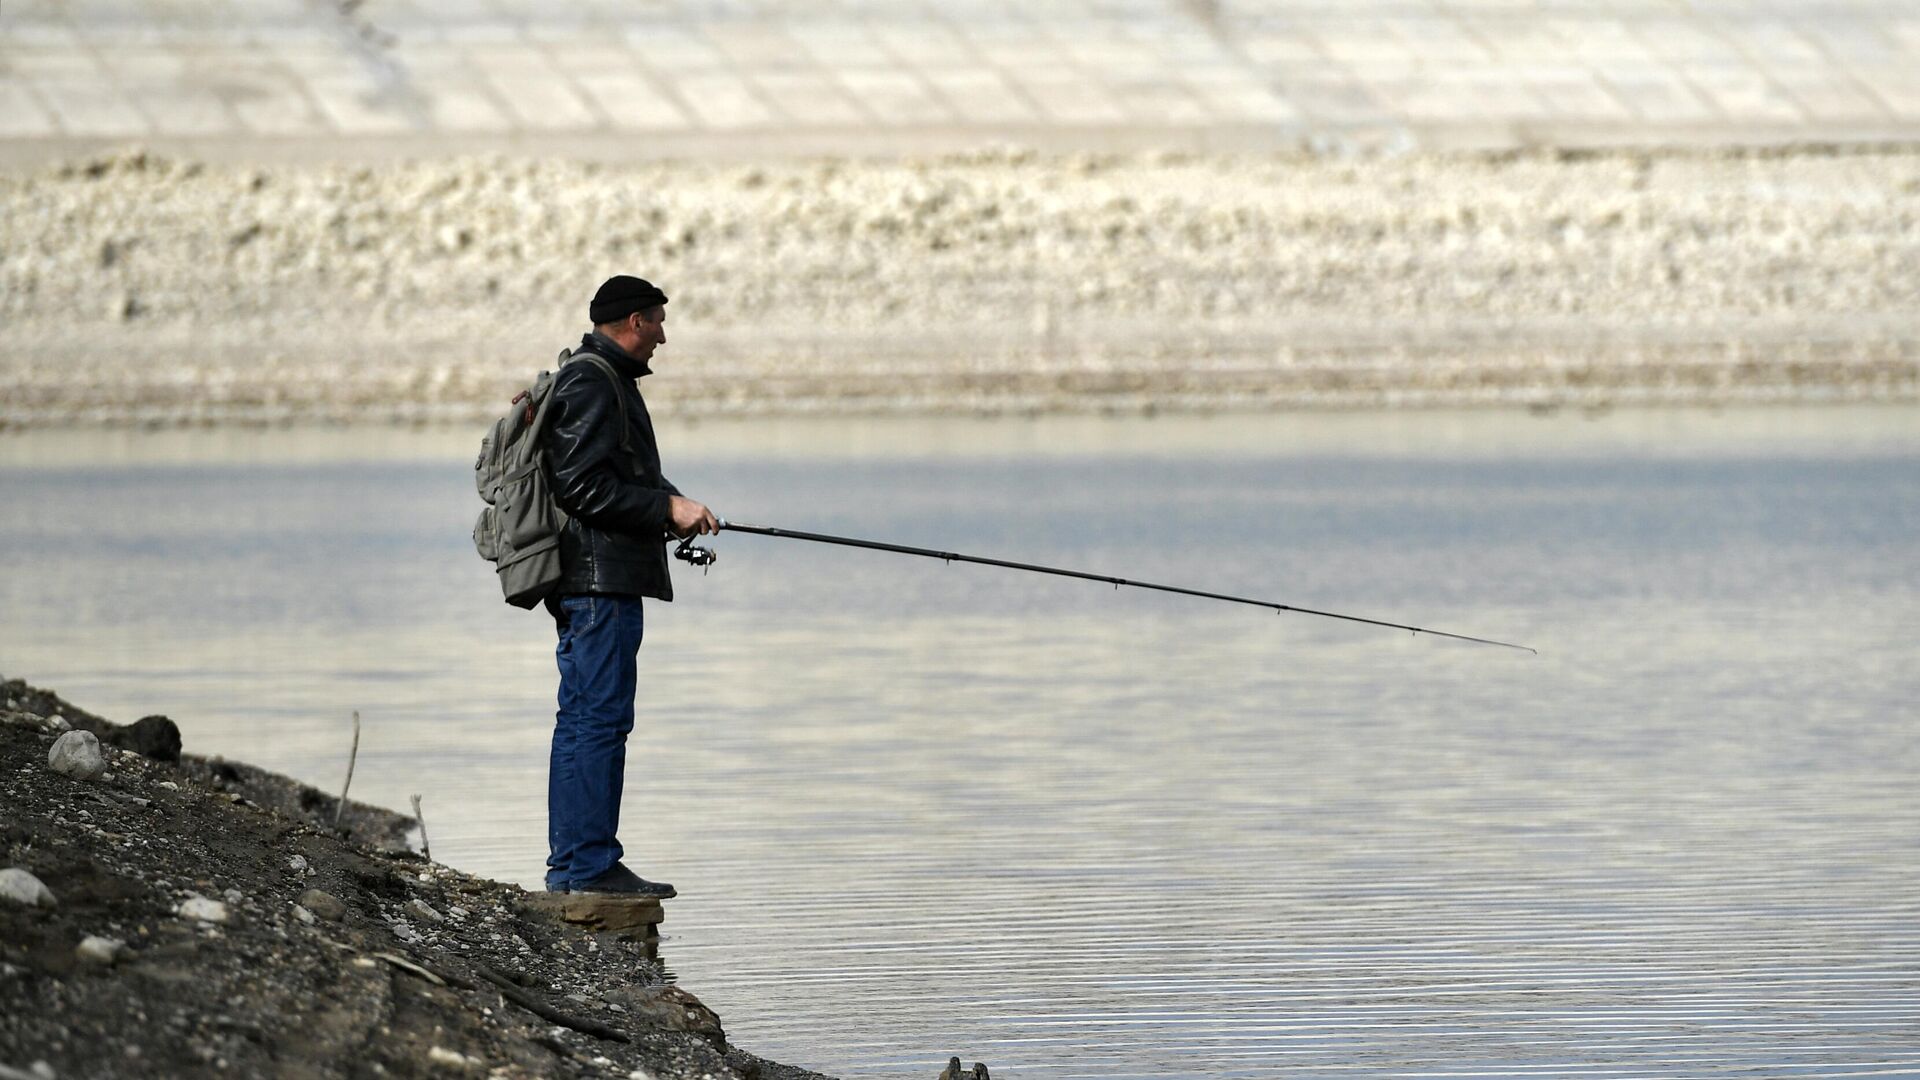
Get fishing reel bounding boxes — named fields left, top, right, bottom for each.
left=673, top=535, right=718, bottom=573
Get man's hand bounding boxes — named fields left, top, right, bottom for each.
left=668, top=495, right=719, bottom=538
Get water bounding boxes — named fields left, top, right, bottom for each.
left=4, top=408, right=1918, bottom=1078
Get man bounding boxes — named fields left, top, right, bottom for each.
left=540, top=275, right=718, bottom=896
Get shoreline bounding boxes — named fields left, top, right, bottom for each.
left=0, top=674, right=841, bottom=1080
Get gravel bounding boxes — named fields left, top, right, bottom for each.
left=0, top=673, right=836, bottom=1079
left=1, top=144, right=1916, bottom=426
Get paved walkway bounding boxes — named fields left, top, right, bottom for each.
left=2, top=1, right=1918, bottom=160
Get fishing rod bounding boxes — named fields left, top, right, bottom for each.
left=673, top=519, right=1536, bottom=655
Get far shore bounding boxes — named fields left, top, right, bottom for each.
left=4, top=145, right=1914, bottom=427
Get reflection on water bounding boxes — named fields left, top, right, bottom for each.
left=3, top=409, right=1918, bottom=1078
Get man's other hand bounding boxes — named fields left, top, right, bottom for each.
left=669, top=495, right=719, bottom=537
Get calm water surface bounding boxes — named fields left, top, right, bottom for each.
left=3, top=409, right=1917, bottom=1079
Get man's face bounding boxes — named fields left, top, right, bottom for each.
left=629, top=306, right=667, bottom=361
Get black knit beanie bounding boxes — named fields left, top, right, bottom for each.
left=590, top=275, right=669, bottom=324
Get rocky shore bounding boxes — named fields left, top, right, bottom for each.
left=1, top=144, right=1915, bottom=427
left=0, top=674, right=834, bottom=1080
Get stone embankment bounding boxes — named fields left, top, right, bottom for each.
left=0, top=674, right=833, bottom=1080
left=2, top=144, right=1916, bottom=427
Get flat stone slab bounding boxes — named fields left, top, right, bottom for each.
left=520, top=892, right=664, bottom=941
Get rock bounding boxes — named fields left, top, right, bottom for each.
left=290, top=903, right=317, bottom=926
left=288, top=855, right=309, bottom=874
left=47, top=730, right=106, bottom=781
left=176, top=894, right=230, bottom=923
left=608, top=985, right=724, bottom=1048
left=937, top=1058, right=990, bottom=1080
left=409, top=898, right=446, bottom=923
left=0, top=868, right=57, bottom=908
left=75, top=934, right=126, bottom=965
left=106, top=715, right=181, bottom=762
left=521, top=892, right=663, bottom=942
left=298, top=888, right=347, bottom=922
left=46, top=713, right=70, bottom=733
left=426, top=1045, right=480, bottom=1071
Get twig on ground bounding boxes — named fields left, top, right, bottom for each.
left=410, top=793, right=431, bottom=861
left=392, top=952, right=630, bottom=1044
left=333, top=710, right=360, bottom=832
left=473, top=963, right=631, bottom=1043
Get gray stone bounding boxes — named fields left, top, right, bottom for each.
left=176, top=894, right=230, bottom=923
left=47, top=730, right=106, bottom=781
left=107, top=715, right=181, bottom=762
left=0, top=868, right=57, bottom=908
left=75, top=934, right=126, bottom=965
left=298, top=888, right=348, bottom=922
left=607, top=985, right=724, bottom=1048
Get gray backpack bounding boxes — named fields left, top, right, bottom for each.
left=473, top=348, right=629, bottom=608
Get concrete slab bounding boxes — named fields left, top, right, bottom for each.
left=838, top=68, right=951, bottom=127
left=671, top=72, right=774, bottom=129
left=3, top=1, right=1918, bottom=160
left=1011, top=69, right=1128, bottom=125
left=576, top=71, right=695, bottom=132
left=0, top=80, right=59, bottom=137
left=922, top=67, right=1036, bottom=125
left=32, top=74, right=152, bottom=137
left=752, top=71, right=871, bottom=127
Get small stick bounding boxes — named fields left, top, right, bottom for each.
left=382, top=952, right=627, bottom=1043
left=473, top=964, right=631, bottom=1043
left=410, top=793, right=431, bottom=861
left=334, top=710, right=360, bottom=832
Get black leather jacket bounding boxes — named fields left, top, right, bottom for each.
left=543, top=332, right=681, bottom=601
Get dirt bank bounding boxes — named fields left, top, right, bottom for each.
left=0, top=674, right=835, bottom=1080
left=1, top=144, right=1916, bottom=426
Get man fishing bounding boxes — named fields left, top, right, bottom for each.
left=539, top=275, right=717, bottom=897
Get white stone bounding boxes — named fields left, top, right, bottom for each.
left=47, top=714, right=71, bottom=732
left=75, top=934, right=125, bottom=965
left=288, top=855, right=309, bottom=873
left=0, top=868, right=57, bottom=908
left=427, top=1046, right=478, bottom=1068
left=290, top=903, right=317, bottom=925
left=409, top=898, right=446, bottom=923
left=176, top=895, right=230, bottom=923
left=47, top=730, right=106, bottom=781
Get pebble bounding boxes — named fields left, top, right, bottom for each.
left=75, top=934, right=126, bottom=965
left=289, top=903, right=317, bottom=926
left=297, top=888, right=348, bottom=922
left=47, top=730, right=106, bottom=781
left=288, top=855, right=309, bottom=874
left=176, top=894, right=230, bottom=923
left=47, top=714, right=70, bottom=733
left=409, top=898, right=446, bottom=923
left=427, top=1046, right=480, bottom=1070
left=0, top=868, right=57, bottom=908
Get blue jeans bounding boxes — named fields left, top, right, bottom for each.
left=546, top=592, right=644, bottom=889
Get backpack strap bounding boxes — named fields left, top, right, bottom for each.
left=562, top=347, right=641, bottom=465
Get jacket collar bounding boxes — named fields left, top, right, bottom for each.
left=578, top=331, right=652, bottom=380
